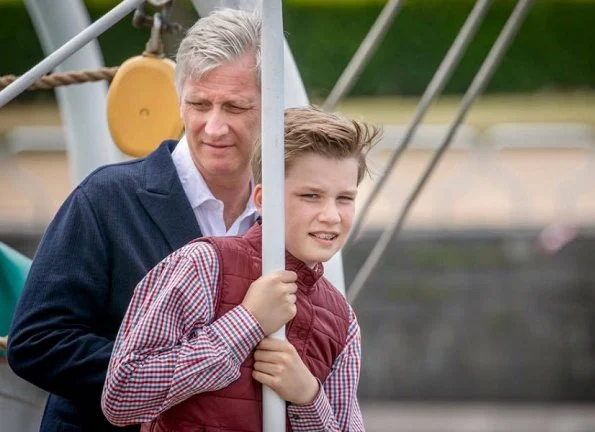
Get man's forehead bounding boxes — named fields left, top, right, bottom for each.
left=186, top=57, right=259, bottom=87
left=185, top=90, right=253, bottom=103
left=183, top=85, right=258, bottom=103
left=183, top=76, right=259, bottom=101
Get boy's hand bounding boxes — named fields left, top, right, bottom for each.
left=241, top=270, right=298, bottom=335
left=252, top=337, right=319, bottom=405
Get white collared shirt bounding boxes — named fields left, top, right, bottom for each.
left=171, top=136, right=258, bottom=237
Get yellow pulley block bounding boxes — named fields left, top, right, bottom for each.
left=107, top=55, right=183, bottom=158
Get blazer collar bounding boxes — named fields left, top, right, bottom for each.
left=137, top=140, right=202, bottom=251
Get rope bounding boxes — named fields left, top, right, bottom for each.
left=0, top=67, right=119, bottom=91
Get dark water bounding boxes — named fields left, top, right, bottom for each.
left=3, top=228, right=595, bottom=402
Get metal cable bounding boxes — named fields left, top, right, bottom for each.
left=0, top=0, right=143, bottom=108
left=347, top=0, right=535, bottom=304
left=322, top=0, right=404, bottom=112
left=344, top=0, right=494, bottom=251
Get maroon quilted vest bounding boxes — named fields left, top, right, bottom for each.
left=142, top=223, right=350, bottom=432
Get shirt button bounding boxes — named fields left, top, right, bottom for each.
left=289, top=413, right=300, bottom=420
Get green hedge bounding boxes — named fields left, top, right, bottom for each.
left=1, top=0, right=594, bottom=100
left=284, top=0, right=595, bottom=96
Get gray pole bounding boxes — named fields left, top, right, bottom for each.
left=18, top=0, right=138, bottom=184
left=0, top=0, right=142, bottom=108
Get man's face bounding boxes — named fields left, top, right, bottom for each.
left=179, top=53, right=261, bottom=182
left=256, top=154, right=359, bottom=268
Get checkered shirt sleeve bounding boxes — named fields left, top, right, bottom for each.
left=101, top=242, right=264, bottom=426
left=288, top=306, right=364, bottom=431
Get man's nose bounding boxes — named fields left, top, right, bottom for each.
left=204, top=109, right=229, bottom=138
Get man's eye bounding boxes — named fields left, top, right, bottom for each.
left=189, top=101, right=209, bottom=110
left=227, top=105, right=248, bottom=113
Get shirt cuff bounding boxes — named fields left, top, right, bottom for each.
left=287, top=381, right=333, bottom=430
left=210, top=304, right=265, bottom=365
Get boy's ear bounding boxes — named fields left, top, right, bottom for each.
left=253, top=184, right=263, bottom=213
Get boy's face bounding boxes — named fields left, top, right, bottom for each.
left=255, top=153, right=359, bottom=267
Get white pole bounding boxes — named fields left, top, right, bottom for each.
left=0, top=0, right=143, bottom=109
left=192, top=0, right=347, bottom=296
left=261, top=1, right=286, bottom=431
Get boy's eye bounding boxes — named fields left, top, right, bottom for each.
left=301, top=194, right=319, bottom=200
left=338, top=196, right=355, bottom=202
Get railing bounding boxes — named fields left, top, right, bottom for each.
left=2, top=121, right=594, bottom=232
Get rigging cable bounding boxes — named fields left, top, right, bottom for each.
left=344, top=0, right=494, bottom=251
left=347, top=0, right=535, bottom=304
left=322, top=0, right=404, bottom=112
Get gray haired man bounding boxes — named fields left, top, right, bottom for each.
left=8, top=9, right=264, bottom=432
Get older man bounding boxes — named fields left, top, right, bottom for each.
left=8, top=9, right=263, bottom=432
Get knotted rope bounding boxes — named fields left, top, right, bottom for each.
left=0, top=67, right=119, bottom=91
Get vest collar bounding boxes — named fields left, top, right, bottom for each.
left=244, top=222, right=324, bottom=293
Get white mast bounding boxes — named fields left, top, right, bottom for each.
left=261, top=1, right=286, bottom=431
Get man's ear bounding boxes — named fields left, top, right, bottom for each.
left=253, top=184, right=263, bottom=214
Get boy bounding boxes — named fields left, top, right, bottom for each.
left=102, top=106, right=380, bottom=431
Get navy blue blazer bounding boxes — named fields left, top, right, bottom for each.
left=8, top=141, right=202, bottom=432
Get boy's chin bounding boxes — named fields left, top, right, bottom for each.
left=304, top=251, right=338, bottom=266
left=289, top=244, right=341, bottom=267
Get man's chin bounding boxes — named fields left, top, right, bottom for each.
left=202, top=163, right=240, bottom=177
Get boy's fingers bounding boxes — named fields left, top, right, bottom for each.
left=278, top=270, right=298, bottom=282
left=252, top=370, right=276, bottom=388
left=257, top=337, right=283, bottom=350
left=253, top=360, right=280, bottom=375
left=257, top=337, right=292, bottom=353
left=254, top=348, right=276, bottom=362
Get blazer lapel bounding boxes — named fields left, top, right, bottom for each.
left=137, top=141, right=202, bottom=251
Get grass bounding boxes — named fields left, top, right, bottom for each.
left=325, top=91, right=595, bottom=130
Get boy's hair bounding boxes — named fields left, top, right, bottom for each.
left=175, top=8, right=261, bottom=95
left=252, top=106, right=380, bottom=185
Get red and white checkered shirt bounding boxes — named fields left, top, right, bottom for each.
left=102, top=241, right=364, bottom=431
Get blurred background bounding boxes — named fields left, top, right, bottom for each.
left=1, top=0, right=595, bottom=431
